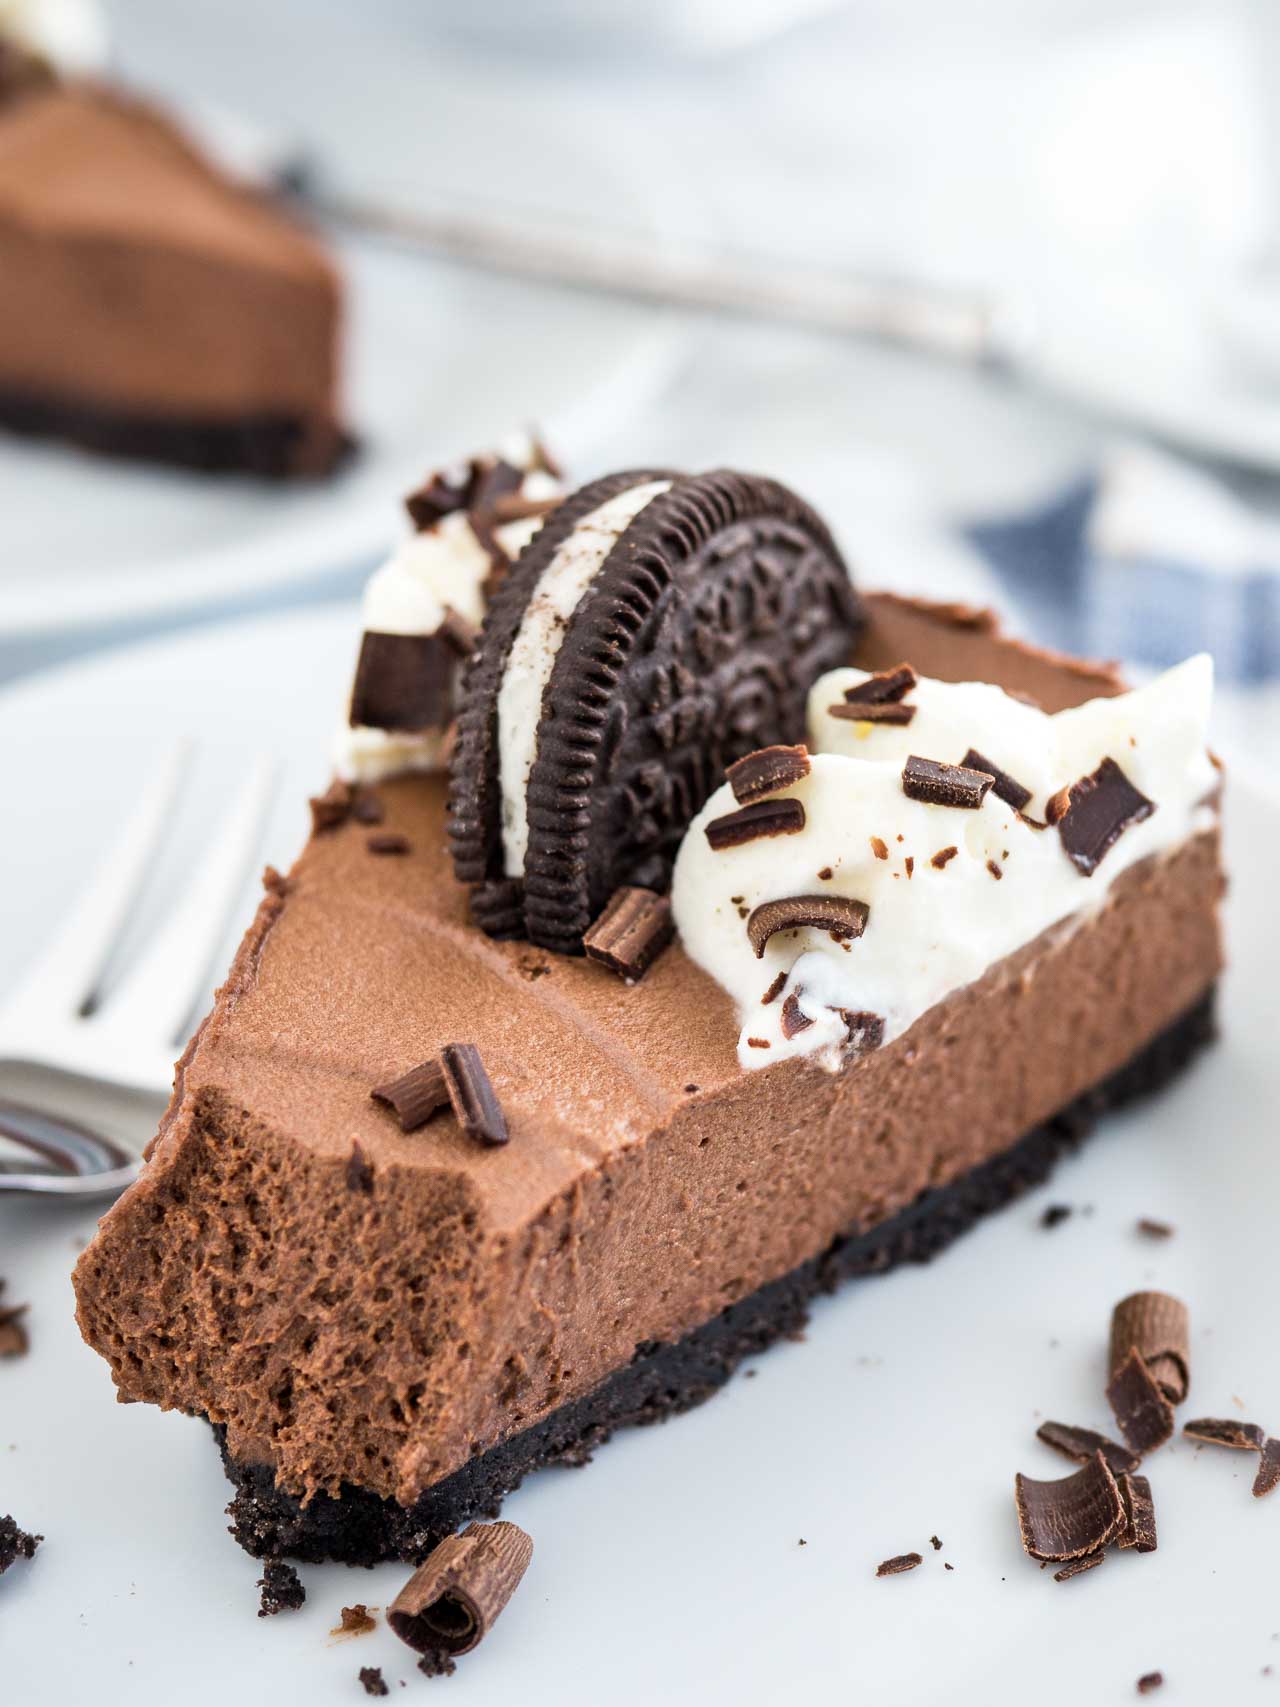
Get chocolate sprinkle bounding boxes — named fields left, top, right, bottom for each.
left=257, top=1560, right=305, bottom=1616
left=440, top=1044, right=508, bottom=1146
left=780, top=992, right=813, bottom=1039
left=371, top=1059, right=449, bottom=1132
left=930, top=846, right=958, bottom=869
left=0, top=1516, right=41, bottom=1574
left=1036, top=1421, right=1140, bottom=1478
left=1014, top=1452, right=1125, bottom=1562
left=367, top=832, right=411, bottom=856
left=875, top=1553, right=923, bottom=1577
left=1052, top=756, right=1155, bottom=877
left=843, top=663, right=917, bottom=705
left=359, top=1668, right=389, bottom=1698
left=309, top=779, right=352, bottom=833
left=388, top=1521, right=532, bottom=1657
left=583, top=886, right=674, bottom=981
left=746, top=894, right=870, bottom=959
left=350, top=631, right=454, bottom=733
left=902, top=754, right=994, bottom=810
left=726, top=743, right=811, bottom=805
left=346, top=1142, right=374, bottom=1194
left=1182, top=1417, right=1267, bottom=1453
left=1109, top=1292, right=1189, bottom=1405
left=960, top=747, right=1033, bottom=813
left=827, top=700, right=915, bottom=726
left=705, top=797, right=806, bottom=850
left=761, top=971, right=787, bottom=1005
left=1254, top=1439, right=1280, bottom=1498
left=986, top=858, right=1003, bottom=880
left=1117, top=1473, right=1158, bottom=1552
left=1053, top=1551, right=1104, bottom=1583
left=1107, top=1349, right=1174, bottom=1456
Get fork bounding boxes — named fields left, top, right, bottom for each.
left=0, top=743, right=277, bottom=1197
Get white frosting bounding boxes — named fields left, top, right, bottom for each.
left=496, top=477, right=672, bottom=878
left=0, top=0, right=107, bottom=73
left=671, top=656, right=1216, bottom=1072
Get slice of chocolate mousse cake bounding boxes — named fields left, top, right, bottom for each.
left=74, top=463, right=1224, bottom=1567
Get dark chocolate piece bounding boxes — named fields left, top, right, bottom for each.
left=359, top=1668, right=389, bottom=1698
left=930, top=846, right=958, bottom=870
left=986, top=858, right=1003, bottom=880
left=371, top=1060, right=449, bottom=1133
left=440, top=1044, right=508, bottom=1146
left=582, top=887, right=674, bottom=982
left=309, top=779, right=352, bottom=833
left=843, top=663, right=917, bottom=705
left=0, top=1515, right=41, bottom=1574
left=351, top=787, right=385, bottom=825
left=1014, top=1452, right=1125, bottom=1562
left=1254, top=1438, right=1280, bottom=1498
left=875, top=1553, right=922, bottom=1577
left=760, top=971, right=787, bottom=1005
left=1107, top=1349, right=1174, bottom=1456
left=388, top=1521, right=532, bottom=1657
left=929, top=1536, right=943, bottom=1551
left=726, top=743, right=811, bottom=805
left=1036, top=1421, right=1139, bottom=1477
left=870, top=836, right=889, bottom=860
left=1137, top=1673, right=1164, bottom=1695
left=1053, top=756, right=1155, bottom=877
left=960, top=747, right=1033, bottom=813
left=405, top=455, right=523, bottom=532
left=746, top=894, right=870, bottom=958
left=346, top=1143, right=374, bottom=1194
left=1117, top=1473, right=1158, bottom=1552
left=1053, top=1551, right=1104, bottom=1582
left=780, top=992, right=813, bottom=1039
left=1136, top=1217, right=1174, bottom=1240
left=1040, top=1204, right=1072, bottom=1229
left=1109, top=1292, right=1189, bottom=1405
left=350, top=631, right=454, bottom=733
left=418, top=1651, right=458, bottom=1679
left=902, top=754, right=994, bottom=810
left=839, top=1011, right=885, bottom=1052
left=826, top=700, right=915, bottom=726
left=366, top=833, right=411, bottom=857
left=706, top=797, right=806, bottom=850
left=257, top=1560, right=305, bottom=1616
left=1182, top=1417, right=1266, bottom=1452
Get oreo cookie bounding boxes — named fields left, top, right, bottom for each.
left=448, top=468, right=863, bottom=952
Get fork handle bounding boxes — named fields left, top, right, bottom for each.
left=0, top=1100, right=140, bottom=1198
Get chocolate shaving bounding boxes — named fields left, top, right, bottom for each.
left=488, top=492, right=561, bottom=525
left=1136, top=1674, right=1164, bottom=1696
left=930, top=846, right=958, bottom=869
left=902, top=754, right=994, bottom=810
left=780, top=992, right=813, bottom=1039
left=1182, top=1417, right=1267, bottom=1453
left=309, top=779, right=352, bottom=833
left=1117, top=1473, right=1158, bottom=1552
left=439, top=607, right=479, bottom=659
left=726, top=743, right=811, bottom=805
left=1014, top=1452, right=1125, bottom=1562
left=1040, top=1203, right=1072, bottom=1228
left=1052, top=756, right=1155, bottom=877
left=405, top=455, right=523, bottom=531
left=359, top=1668, right=389, bottom=1698
left=583, top=886, right=673, bottom=981
left=346, top=1142, right=374, bottom=1194
left=1254, top=1438, right=1280, bottom=1498
left=844, top=663, right=917, bottom=705
left=705, top=797, right=806, bottom=850
left=827, top=700, right=915, bottom=726
left=986, top=858, right=1003, bottom=880
left=875, top=1553, right=922, bottom=1577
left=746, top=894, right=870, bottom=958
left=367, top=832, right=411, bottom=856
left=840, top=1010, right=885, bottom=1052
left=870, top=836, right=889, bottom=860
left=0, top=1516, right=41, bottom=1574
left=350, top=631, right=454, bottom=733
left=1109, top=1292, right=1189, bottom=1405
left=761, top=971, right=787, bottom=1005
left=960, top=747, right=1033, bottom=813
left=1107, top=1348, right=1174, bottom=1455
left=1053, top=1551, right=1105, bottom=1583
left=1036, top=1421, right=1139, bottom=1477
left=1136, top=1217, right=1174, bottom=1240
left=388, top=1521, right=532, bottom=1657
left=371, top=1059, right=449, bottom=1132
left=351, top=786, right=385, bottom=825
left=440, top=1044, right=508, bottom=1146
left=257, top=1560, right=305, bottom=1616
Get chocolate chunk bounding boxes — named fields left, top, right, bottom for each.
left=338, top=1604, right=376, bottom=1636
left=1137, top=1673, right=1164, bottom=1695
left=1136, top=1217, right=1174, bottom=1240
left=346, top=1142, right=374, bottom=1194
left=843, top=663, right=917, bottom=705
left=1037, top=1421, right=1140, bottom=1477
left=257, top=1560, right=305, bottom=1616
left=929, top=1536, right=943, bottom=1551
left=1183, top=1417, right=1267, bottom=1452
left=746, top=1037, right=770, bottom=1049
left=367, top=832, right=411, bottom=856
left=405, top=455, right=524, bottom=531
left=359, top=1668, right=389, bottom=1698
left=583, top=886, right=674, bottom=981
left=726, top=743, right=811, bottom=805
left=1107, top=1349, right=1174, bottom=1455
left=371, top=1059, right=449, bottom=1132
left=1052, top=756, right=1155, bottom=877
left=418, top=1651, right=458, bottom=1679
left=309, top=778, right=352, bottom=833
left=388, top=1521, right=532, bottom=1657
left=780, top=992, right=813, bottom=1039
left=1040, top=1204, right=1072, bottom=1228
left=705, top=797, right=806, bottom=850
left=930, top=846, right=958, bottom=870
left=1014, top=1452, right=1125, bottom=1562
left=351, top=786, right=385, bottom=825
left=1053, top=1551, right=1105, bottom=1582
left=440, top=1044, right=508, bottom=1146
left=0, top=1515, right=41, bottom=1574
left=746, top=894, right=870, bottom=959
left=1117, top=1473, right=1158, bottom=1552
left=761, top=971, right=787, bottom=1005
left=840, top=1010, right=885, bottom=1051
left=870, top=836, right=889, bottom=860
left=350, top=631, right=454, bottom=733
left=450, top=469, right=862, bottom=952
left=1109, top=1292, right=1189, bottom=1405
left=902, top=754, right=994, bottom=810
left=1254, top=1439, right=1280, bottom=1498
left=986, top=858, right=1003, bottom=880
left=875, top=1553, right=923, bottom=1577
left=960, top=747, right=1033, bottom=812
left=827, top=700, right=916, bottom=726
left=489, top=492, right=561, bottom=526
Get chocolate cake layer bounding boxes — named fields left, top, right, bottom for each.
left=221, top=984, right=1215, bottom=1565
left=73, top=595, right=1224, bottom=1520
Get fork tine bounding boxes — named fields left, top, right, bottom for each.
left=97, top=757, right=278, bottom=1048
left=2, top=740, right=190, bottom=1024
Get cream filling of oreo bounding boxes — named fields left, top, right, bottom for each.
left=497, top=478, right=672, bottom=879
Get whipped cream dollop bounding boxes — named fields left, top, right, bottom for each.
left=671, top=656, right=1216, bottom=1072
left=0, top=0, right=107, bottom=74
left=334, top=434, right=561, bottom=784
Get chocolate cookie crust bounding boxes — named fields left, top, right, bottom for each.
left=222, top=986, right=1214, bottom=1566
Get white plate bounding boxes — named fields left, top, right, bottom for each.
left=0, top=239, right=683, bottom=640
left=1, top=606, right=1276, bottom=1707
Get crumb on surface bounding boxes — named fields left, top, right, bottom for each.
left=417, top=1649, right=457, bottom=1679
left=0, top=1515, right=41, bottom=1573
left=257, top=1560, right=305, bottom=1617
left=359, top=1666, right=389, bottom=1697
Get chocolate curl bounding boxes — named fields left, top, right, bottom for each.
left=388, top=1522, right=532, bottom=1657
left=1014, top=1452, right=1125, bottom=1563
left=1109, top=1292, right=1189, bottom=1405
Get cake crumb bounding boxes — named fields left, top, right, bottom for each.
left=359, top=1666, right=389, bottom=1697
left=0, top=1515, right=41, bottom=1573
left=257, top=1561, right=305, bottom=1616
left=417, top=1650, right=457, bottom=1679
